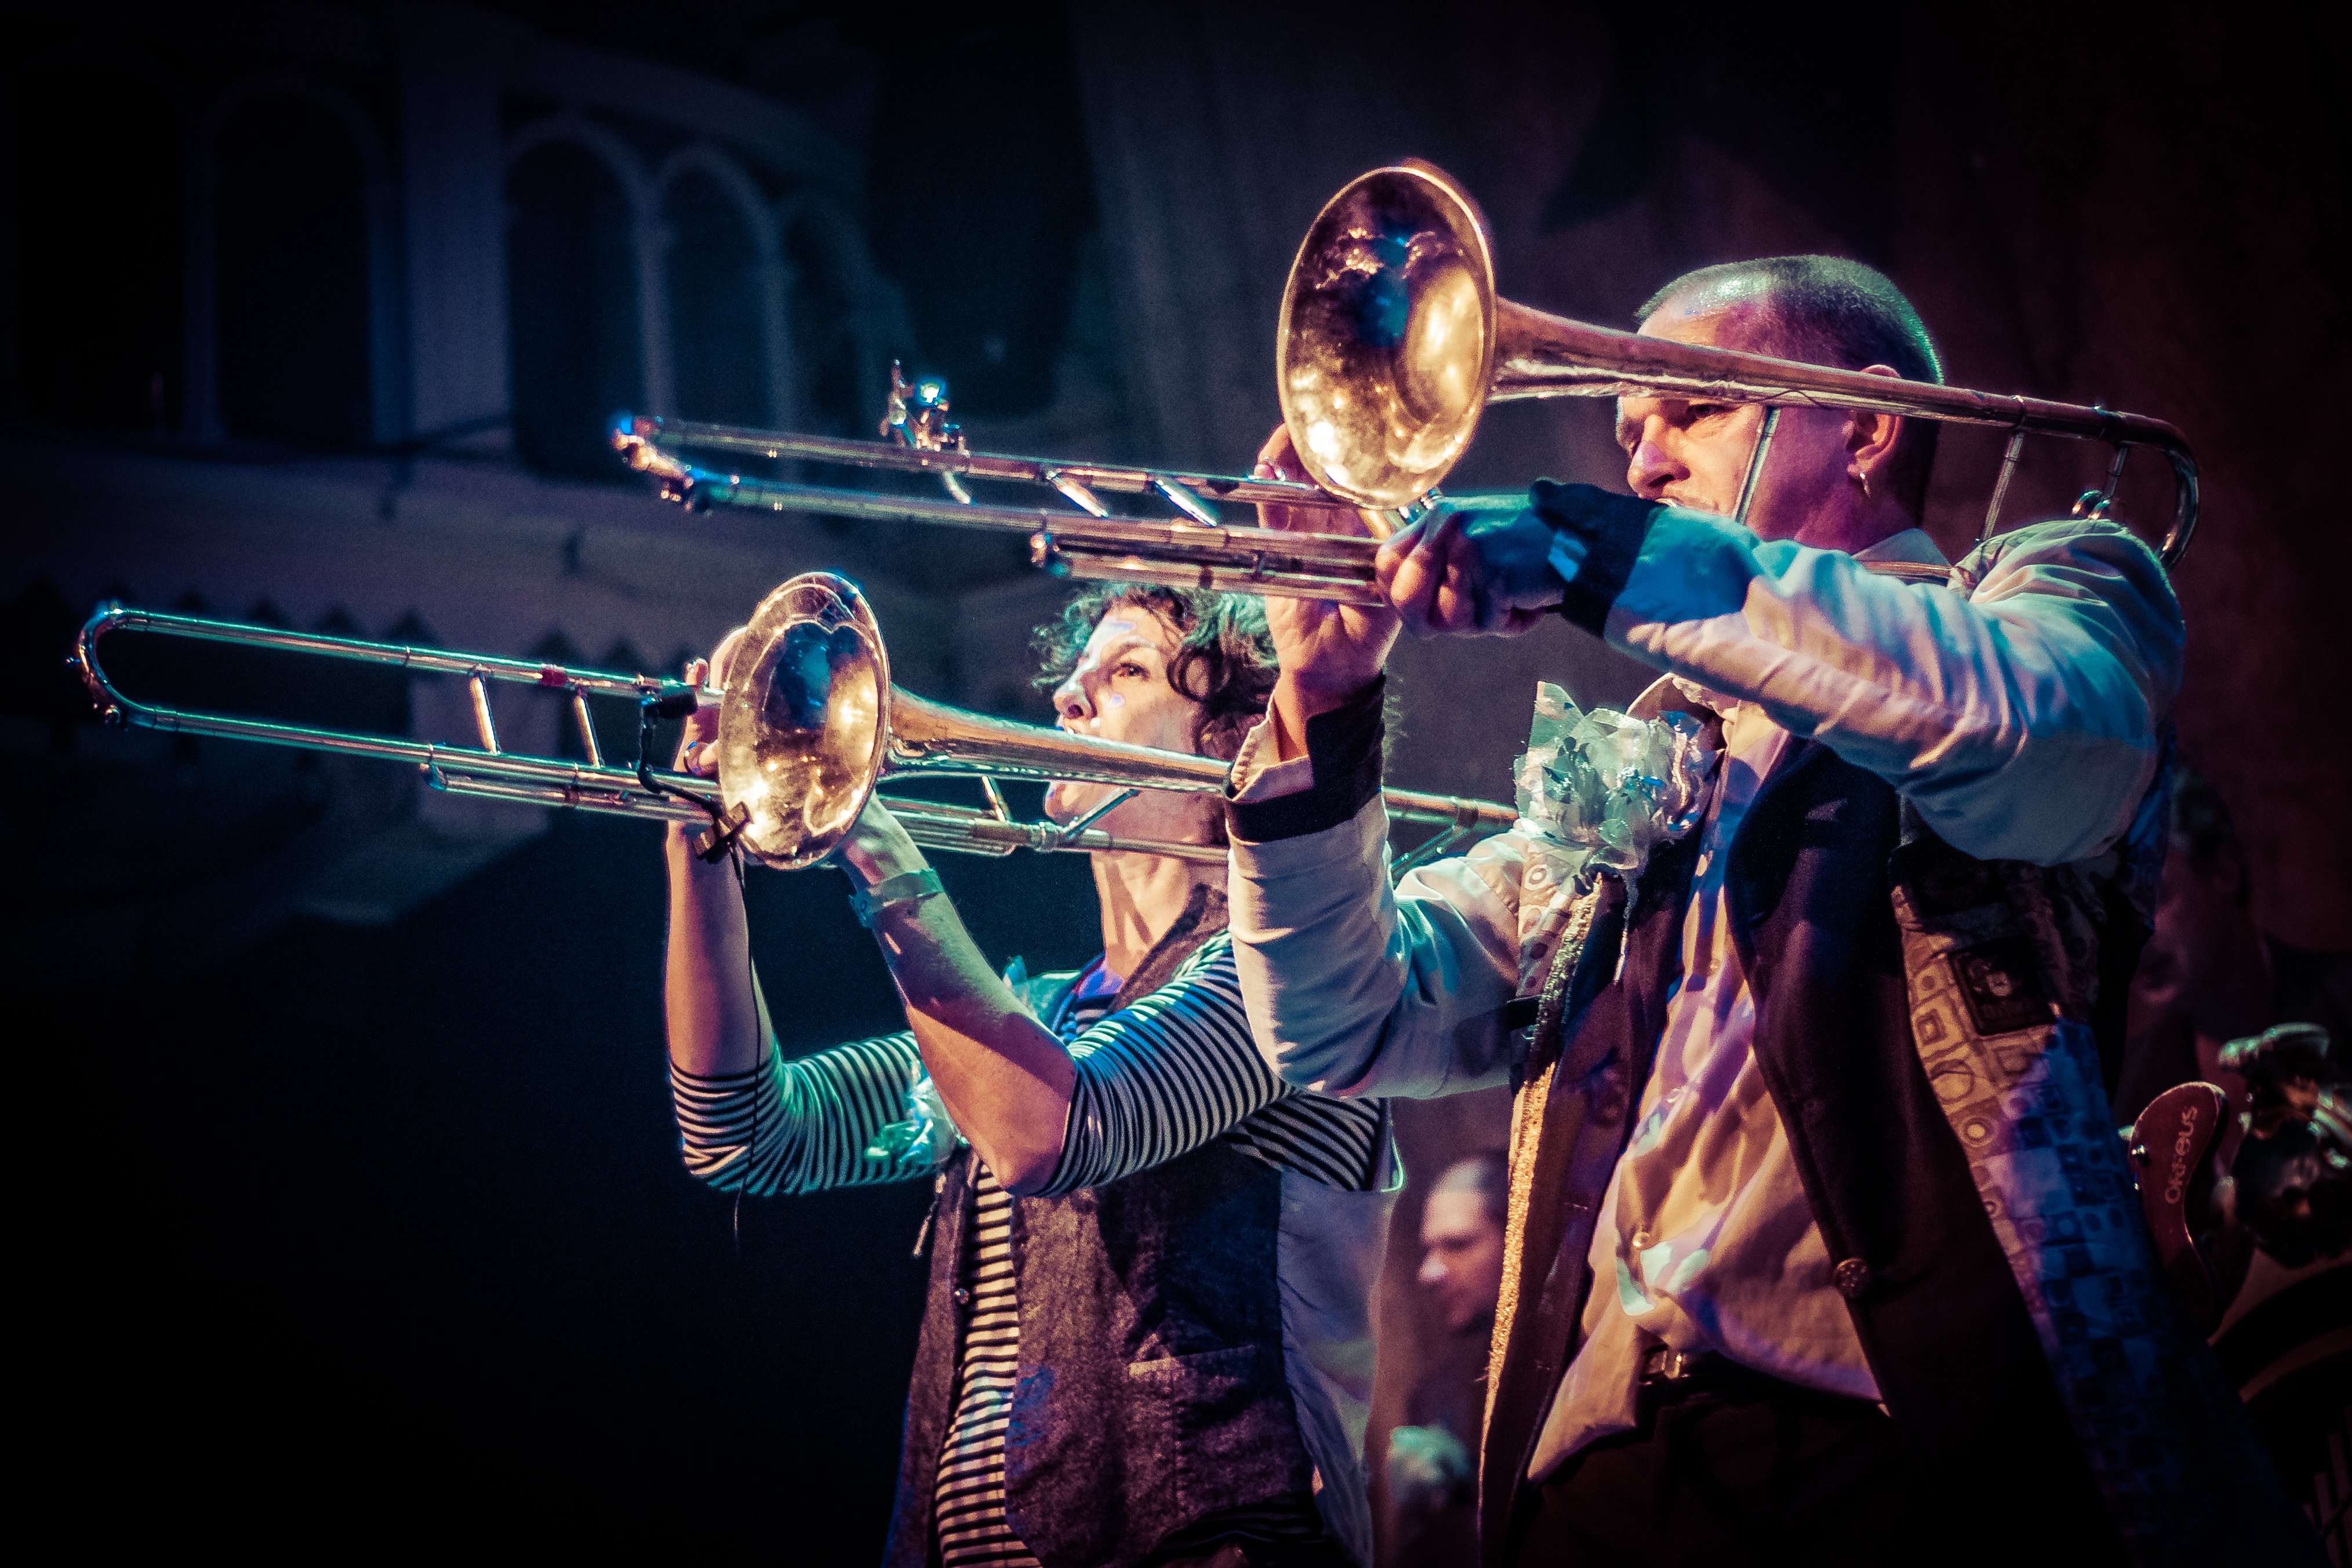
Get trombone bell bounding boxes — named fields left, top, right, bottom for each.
left=715, top=573, right=1234, bottom=871
left=1278, top=161, right=1500, bottom=510
left=715, top=574, right=893, bottom=871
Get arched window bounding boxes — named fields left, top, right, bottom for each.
left=863, top=12, right=1090, bottom=420
left=10, top=68, right=184, bottom=430
left=215, top=94, right=372, bottom=446
left=785, top=197, right=909, bottom=436
left=506, top=140, right=642, bottom=479
left=662, top=166, right=768, bottom=427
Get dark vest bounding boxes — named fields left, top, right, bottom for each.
left=1481, top=740, right=2305, bottom=1565
left=881, top=887, right=1319, bottom=1568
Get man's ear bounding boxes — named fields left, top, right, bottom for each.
left=1846, top=363, right=1904, bottom=485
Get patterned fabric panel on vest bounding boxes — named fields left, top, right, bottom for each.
left=1892, top=812, right=2311, bottom=1561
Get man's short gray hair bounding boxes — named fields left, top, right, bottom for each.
left=1640, top=256, right=1943, bottom=518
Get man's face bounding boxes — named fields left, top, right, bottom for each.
left=2133, top=834, right=2254, bottom=1023
left=1042, top=606, right=1205, bottom=827
left=1617, top=290, right=1876, bottom=546
left=1417, top=1185, right=1505, bottom=1333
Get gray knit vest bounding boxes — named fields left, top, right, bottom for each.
left=879, top=887, right=1318, bottom=1568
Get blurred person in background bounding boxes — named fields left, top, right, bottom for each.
left=1386, top=1152, right=1508, bottom=1568
left=2117, top=781, right=2349, bottom=1561
left=2117, top=770, right=2274, bottom=1122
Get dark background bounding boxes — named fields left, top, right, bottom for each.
left=5, top=1, right=2346, bottom=1556
left=39, top=810, right=1090, bottom=1552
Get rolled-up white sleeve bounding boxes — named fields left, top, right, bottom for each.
left=1230, top=794, right=1525, bottom=1098
left=1594, top=515, right=2183, bottom=865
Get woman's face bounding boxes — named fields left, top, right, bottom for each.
left=1042, top=604, right=1219, bottom=843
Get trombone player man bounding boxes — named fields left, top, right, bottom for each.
left=664, top=585, right=1394, bottom=1568
left=1228, top=257, right=2310, bottom=1562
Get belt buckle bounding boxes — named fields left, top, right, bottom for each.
left=1642, top=1344, right=1699, bottom=1385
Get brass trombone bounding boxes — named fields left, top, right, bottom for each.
left=72, top=574, right=1514, bottom=874
left=615, top=161, right=2199, bottom=583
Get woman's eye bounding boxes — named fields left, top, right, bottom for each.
left=1115, top=662, right=1147, bottom=679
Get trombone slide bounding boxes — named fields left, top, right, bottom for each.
left=74, top=603, right=723, bottom=825
left=614, top=425, right=1388, bottom=605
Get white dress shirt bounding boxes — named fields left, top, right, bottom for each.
left=1533, top=532, right=1951, bottom=1468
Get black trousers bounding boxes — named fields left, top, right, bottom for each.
left=1509, top=1372, right=1956, bottom=1566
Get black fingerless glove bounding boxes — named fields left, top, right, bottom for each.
left=1226, top=676, right=1386, bottom=842
left=1528, top=480, right=1662, bottom=636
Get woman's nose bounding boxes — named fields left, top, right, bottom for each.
left=1054, top=672, right=1093, bottom=725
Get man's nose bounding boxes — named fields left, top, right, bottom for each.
left=1417, top=1251, right=1446, bottom=1287
left=1627, top=433, right=1680, bottom=499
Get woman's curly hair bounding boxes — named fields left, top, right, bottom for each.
left=1031, top=584, right=1278, bottom=762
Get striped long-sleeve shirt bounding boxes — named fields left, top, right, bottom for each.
left=672, top=938, right=1387, bottom=1197
left=671, top=935, right=1394, bottom=1565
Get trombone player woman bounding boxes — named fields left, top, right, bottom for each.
left=663, top=585, right=1393, bottom=1568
